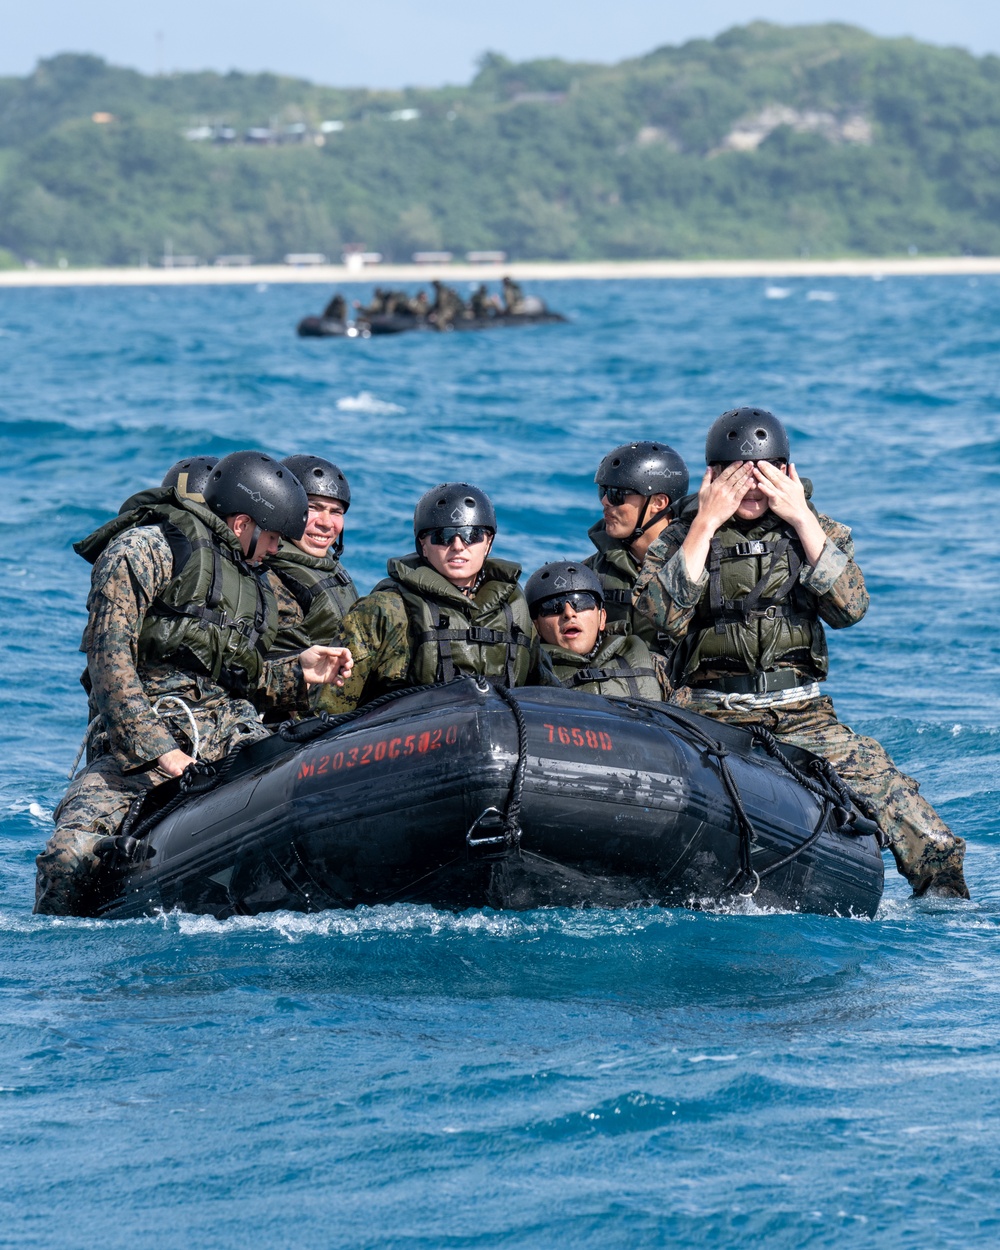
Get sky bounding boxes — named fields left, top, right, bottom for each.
left=3, top=0, right=999, bottom=87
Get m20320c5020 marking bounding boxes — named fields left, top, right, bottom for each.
left=297, top=723, right=460, bottom=780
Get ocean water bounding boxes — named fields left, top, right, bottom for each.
left=0, top=276, right=998, bottom=1248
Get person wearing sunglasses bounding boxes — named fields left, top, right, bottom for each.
left=633, top=406, right=969, bottom=899
left=318, top=482, right=558, bottom=711
left=525, top=562, right=667, bottom=701
left=585, top=441, right=689, bottom=662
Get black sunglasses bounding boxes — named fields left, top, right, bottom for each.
left=597, top=484, right=636, bottom=506
left=422, top=525, right=492, bottom=547
left=534, top=591, right=601, bottom=618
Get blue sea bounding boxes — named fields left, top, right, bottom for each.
left=0, top=276, right=998, bottom=1248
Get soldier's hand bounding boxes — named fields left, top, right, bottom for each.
left=157, top=748, right=196, bottom=777
left=696, top=462, right=755, bottom=531
left=300, top=645, right=354, bottom=686
left=752, top=461, right=809, bottom=525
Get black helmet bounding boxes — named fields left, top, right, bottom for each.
left=281, top=454, right=351, bottom=510
left=705, top=408, right=790, bottom=465
left=413, top=483, right=497, bottom=539
left=203, top=451, right=308, bottom=540
left=162, top=455, right=218, bottom=501
left=594, top=441, right=689, bottom=503
left=524, top=561, right=604, bottom=617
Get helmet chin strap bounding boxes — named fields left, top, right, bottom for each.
left=627, top=497, right=671, bottom=545
left=245, top=522, right=263, bottom=564
left=330, top=534, right=344, bottom=560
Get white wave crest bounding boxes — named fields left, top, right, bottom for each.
left=336, top=392, right=404, bottom=415
left=807, top=290, right=837, bottom=302
left=765, top=286, right=792, bottom=299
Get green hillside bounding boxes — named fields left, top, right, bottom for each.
left=1, top=22, right=999, bottom=266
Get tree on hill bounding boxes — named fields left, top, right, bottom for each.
left=1, top=23, right=999, bottom=265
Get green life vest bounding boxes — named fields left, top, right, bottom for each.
left=544, top=625, right=662, bottom=700
left=266, top=540, right=358, bottom=650
left=75, top=488, right=277, bottom=697
left=375, top=554, right=535, bottom=687
left=678, top=512, right=827, bottom=685
left=584, top=520, right=671, bottom=656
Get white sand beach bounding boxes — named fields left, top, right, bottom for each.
left=2, top=256, right=1000, bottom=288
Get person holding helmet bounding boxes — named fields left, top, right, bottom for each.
left=526, top=562, right=667, bottom=700
left=35, top=450, right=353, bottom=916
left=586, top=441, right=689, bottom=661
left=318, top=482, right=557, bottom=711
left=264, top=454, right=358, bottom=655
left=633, top=407, right=969, bottom=899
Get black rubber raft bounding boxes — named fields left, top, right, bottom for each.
left=297, top=310, right=568, bottom=337
left=93, top=680, right=884, bottom=920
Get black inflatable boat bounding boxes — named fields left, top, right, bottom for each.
left=93, top=680, right=884, bottom=920
left=296, top=310, right=568, bottom=338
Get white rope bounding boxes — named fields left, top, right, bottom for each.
left=151, top=696, right=201, bottom=762
left=67, top=717, right=101, bottom=779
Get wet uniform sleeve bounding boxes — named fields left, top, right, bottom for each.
left=257, top=656, right=310, bottom=711
left=799, top=514, right=869, bottom=628
left=264, top=568, right=311, bottom=654
left=631, top=522, right=702, bottom=644
left=86, top=527, right=180, bottom=770
left=314, top=592, right=413, bottom=713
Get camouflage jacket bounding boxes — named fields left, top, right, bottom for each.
left=583, top=519, right=672, bottom=656
left=632, top=507, right=869, bottom=684
left=81, top=526, right=307, bottom=772
left=316, top=560, right=560, bottom=713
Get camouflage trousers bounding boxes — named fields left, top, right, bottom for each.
left=671, top=691, right=969, bottom=898
left=36, top=701, right=270, bottom=917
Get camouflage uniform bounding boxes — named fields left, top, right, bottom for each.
left=502, top=277, right=525, bottom=314
left=431, top=283, right=465, bottom=327
left=318, top=554, right=559, bottom=713
left=37, top=526, right=307, bottom=916
left=633, top=509, right=969, bottom=897
left=542, top=622, right=669, bottom=700
left=584, top=519, right=674, bottom=665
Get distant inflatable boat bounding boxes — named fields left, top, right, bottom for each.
left=296, top=309, right=568, bottom=338
left=91, top=680, right=884, bottom=921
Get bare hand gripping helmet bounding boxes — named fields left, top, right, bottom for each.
left=281, top=454, right=351, bottom=509
left=204, top=451, right=309, bottom=545
left=413, top=483, right=497, bottom=539
left=705, top=408, right=790, bottom=465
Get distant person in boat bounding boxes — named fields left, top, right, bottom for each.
left=586, top=441, right=689, bottom=664
left=633, top=407, right=970, bottom=899
left=526, top=562, right=666, bottom=700
left=34, top=452, right=353, bottom=917
left=502, top=276, right=526, bottom=314
left=410, top=290, right=430, bottom=317
left=160, top=455, right=218, bottom=502
left=322, top=293, right=347, bottom=323
left=263, top=454, right=358, bottom=657
left=317, top=482, right=559, bottom=711
left=359, top=288, right=389, bottom=317
left=430, top=280, right=465, bottom=327
left=469, top=284, right=497, bottom=320
left=383, top=289, right=411, bottom=316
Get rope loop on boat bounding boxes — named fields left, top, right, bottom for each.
left=151, top=696, right=201, bottom=762
left=68, top=717, right=101, bottom=779
left=463, top=682, right=527, bottom=864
